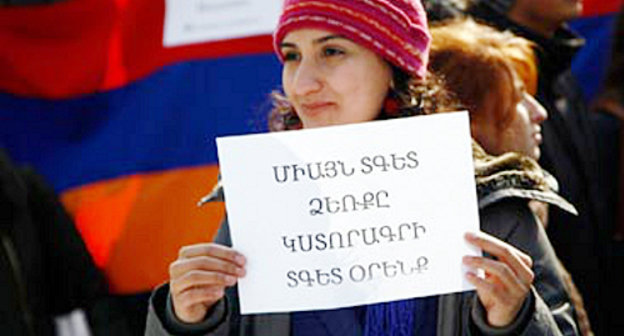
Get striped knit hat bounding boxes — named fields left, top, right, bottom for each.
left=273, top=0, right=431, bottom=79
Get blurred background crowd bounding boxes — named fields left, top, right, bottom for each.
left=1, top=0, right=623, bottom=334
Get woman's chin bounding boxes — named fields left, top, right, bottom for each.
left=302, top=120, right=329, bottom=129
left=302, top=118, right=343, bottom=129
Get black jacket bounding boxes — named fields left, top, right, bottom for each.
left=467, top=4, right=609, bottom=333
left=0, top=150, right=107, bottom=336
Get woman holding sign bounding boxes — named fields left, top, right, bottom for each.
left=146, top=0, right=579, bottom=335
left=429, top=18, right=552, bottom=224
left=429, top=18, right=592, bottom=334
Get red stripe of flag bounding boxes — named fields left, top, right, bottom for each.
left=0, top=0, right=274, bottom=99
left=582, top=0, right=622, bottom=17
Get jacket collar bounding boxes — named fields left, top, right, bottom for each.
left=472, top=142, right=577, bottom=214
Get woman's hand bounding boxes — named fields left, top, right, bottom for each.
left=169, top=243, right=246, bottom=324
left=463, top=232, right=534, bottom=328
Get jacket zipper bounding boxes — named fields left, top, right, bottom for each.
left=1, top=234, right=36, bottom=336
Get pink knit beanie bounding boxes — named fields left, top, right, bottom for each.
left=273, top=0, right=431, bottom=79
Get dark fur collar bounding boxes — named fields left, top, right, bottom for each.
left=472, top=141, right=577, bottom=214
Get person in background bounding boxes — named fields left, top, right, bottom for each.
left=422, top=0, right=464, bottom=21
left=0, top=149, right=106, bottom=336
left=429, top=19, right=545, bottom=161
left=429, top=18, right=592, bottom=335
left=145, top=1, right=579, bottom=335
left=0, top=148, right=146, bottom=335
left=465, top=0, right=610, bottom=333
left=593, top=5, right=624, bottom=240
left=591, top=5, right=624, bottom=335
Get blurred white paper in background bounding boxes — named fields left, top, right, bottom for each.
left=55, top=309, right=91, bottom=336
left=163, top=0, right=282, bottom=47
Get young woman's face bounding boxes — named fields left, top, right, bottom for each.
left=501, top=93, right=548, bottom=160
left=280, top=29, right=393, bottom=128
left=474, top=74, right=548, bottom=160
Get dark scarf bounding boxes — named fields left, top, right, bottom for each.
left=472, top=142, right=576, bottom=214
left=364, top=296, right=437, bottom=336
left=365, top=300, right=416, bottom=336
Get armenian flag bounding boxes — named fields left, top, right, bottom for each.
left=0, top=0, right=620, bottom=296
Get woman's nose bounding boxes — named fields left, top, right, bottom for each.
left=525, top=94, right=548, bottom=123
left=292, top=58, right=322, bottom=96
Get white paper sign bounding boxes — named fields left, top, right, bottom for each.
left=163, top=0, right=282, bottom=47
left=216, top=112, right=480, bottom=314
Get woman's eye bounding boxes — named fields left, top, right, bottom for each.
left=323, top=47, right=344, bottom=57
left=283, top=51, right=300, bottom=62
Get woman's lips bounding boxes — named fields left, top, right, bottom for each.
left=300, top=102, right=336, bottom=116
left=534, top=132, right=543, bottom=145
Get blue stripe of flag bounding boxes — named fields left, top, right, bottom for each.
left=0, top=54, right=281, bottom=192
left=571, top=14, right=618, bottom=103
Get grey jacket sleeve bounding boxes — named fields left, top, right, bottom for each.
left=145, top=216, right=291, bottom=336
left=144, top=220, right=235, bottom=336
left=469, top=198, right=578, bottom=336
left=145, top=283, right=230, bottom=336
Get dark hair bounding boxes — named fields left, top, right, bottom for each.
left=267, top=68, right=460, bottom=132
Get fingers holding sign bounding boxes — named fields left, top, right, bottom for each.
left=463, top=232, right=534, bottom=328
left=169, top=243, right=247, bottom=324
